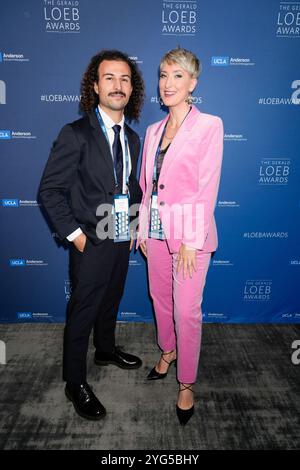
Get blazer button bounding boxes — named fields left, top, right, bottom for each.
left=159, top=184, right=165, bottom=190
left=159, top=201, right=165, bottom=206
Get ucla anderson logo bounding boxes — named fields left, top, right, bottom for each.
left=17, top=312, right=32, bottom=319
left=0, top=130, right=11, bottom=139
left=2, top=199, right=19, bottom=207
left=211, top=57, right=229, bottom=66
left=211, top=57, right=254, bottom=67
left=9, top=259, right=25, bottom=267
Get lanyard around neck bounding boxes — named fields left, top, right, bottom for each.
left=152, top=107, right=192, bottom=183
left=95, top=107, right=130, bottom=189
left=152, top=120, right=168, bottom=183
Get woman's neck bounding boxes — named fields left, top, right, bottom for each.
left=168, top=102, right=191, bottom=128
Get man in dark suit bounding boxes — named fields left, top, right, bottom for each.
left=39, top=50, right=144, bottom=420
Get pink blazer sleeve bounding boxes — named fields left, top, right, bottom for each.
left=139, top=127, right=151, bottom=197
left=136, top=126, right=151, bottom=246
left=182, top=117, right=224, bottom=250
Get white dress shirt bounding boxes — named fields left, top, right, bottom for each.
left=67, top=105, right=132, bottom=242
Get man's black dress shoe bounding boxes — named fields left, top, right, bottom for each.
left=94, top=346, right=142, bottom=369
left=65, top=382, right=106, bottom=420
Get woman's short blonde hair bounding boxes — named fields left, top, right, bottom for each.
left=160, top=47, right=201, bottom=79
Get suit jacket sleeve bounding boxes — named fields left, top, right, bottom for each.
left=129, top=134, right=142, bottom=208
left=182, top=117, right=224, bottom=250
left=39, top=124, right=81, bottom=240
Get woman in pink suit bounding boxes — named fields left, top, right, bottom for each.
left=138, top=48, right=224, bottom=425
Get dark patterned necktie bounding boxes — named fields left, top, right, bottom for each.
left=112, top=124, right=123, bottom=193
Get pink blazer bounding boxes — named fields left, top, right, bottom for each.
left=137, top=105, right=224, bottom=253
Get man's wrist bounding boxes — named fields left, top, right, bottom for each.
left=67, top=228, right=83, bottom=242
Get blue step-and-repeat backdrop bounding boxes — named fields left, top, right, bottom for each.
left=0, top=1, right=299, bottom=324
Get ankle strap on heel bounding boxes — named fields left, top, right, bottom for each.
left=179, top=383, right=194, bottom=393
left=161, top=350, right=175, bottom=365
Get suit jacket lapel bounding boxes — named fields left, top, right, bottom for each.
left=89, top=111, right=115, bottom=180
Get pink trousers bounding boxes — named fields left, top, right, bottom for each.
left=147, top=238, right=211, bottom=384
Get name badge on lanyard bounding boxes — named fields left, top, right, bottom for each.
left=95, top=107, right=130, bottom=243
left=112, top=194, right=130, bottom=243
left=149, top=192, right=165, bottom=240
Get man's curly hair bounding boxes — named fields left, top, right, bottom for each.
left=80, top=50, right=145, bottom=122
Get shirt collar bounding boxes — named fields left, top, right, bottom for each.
left=98, top=105, right=125, bottom=130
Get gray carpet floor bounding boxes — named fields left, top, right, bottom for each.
left=0, top=322, right=299, bottom=450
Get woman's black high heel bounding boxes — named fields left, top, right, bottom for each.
left=176, top=384, right=194, bottom=426
left=147, top=350, right=176, bottom=380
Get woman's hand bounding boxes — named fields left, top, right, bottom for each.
left=139, top=240, right=147, bottom=258
left=130, top=237, right=134, bottom=251
left=176, top=244, right=197, bottom=279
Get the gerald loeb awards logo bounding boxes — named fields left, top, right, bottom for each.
left=276, top=2, right=300, bottom=38
left=244, top=280, right=272, bottom=302
left=259, top=158, right=291, bottom=185
left=43, top=0, right=80, bottom=33
left=161, top=1, right=197, bottom=36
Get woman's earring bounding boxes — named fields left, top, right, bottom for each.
left=159, top=96, right=164, bottom=106
left=185, top=93, right=193, bottom=105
